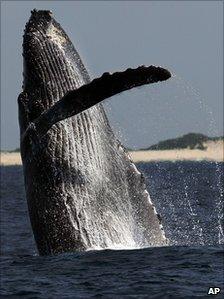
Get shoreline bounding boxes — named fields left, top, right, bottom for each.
left=1, top=146, right=223, bottom=166
left=129, top=149, right=223, bottom=163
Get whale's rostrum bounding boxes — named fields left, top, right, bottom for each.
left=18, top=10, right=171, bottom=255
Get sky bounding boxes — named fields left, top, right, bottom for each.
left=1, top=1, right=223, bottom=150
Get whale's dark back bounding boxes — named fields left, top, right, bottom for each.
left=19, top=10, right=167, bottom=255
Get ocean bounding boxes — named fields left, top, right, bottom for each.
left=1, top=162, right=223, bottom=298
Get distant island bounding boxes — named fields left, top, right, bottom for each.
left=141, top=133, right=223, bottom=151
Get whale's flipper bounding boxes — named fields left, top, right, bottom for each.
left=24, top=65, right=171, bottom=140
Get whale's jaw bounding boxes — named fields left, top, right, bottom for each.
left=19, top=10, right=169, bottom=255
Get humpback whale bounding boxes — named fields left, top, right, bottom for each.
left=18, top=10, right=171, bottom=255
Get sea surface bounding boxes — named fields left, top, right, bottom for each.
left=1, top=162, right=223, bottom=298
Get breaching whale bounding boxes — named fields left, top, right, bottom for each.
left=18, top=10, right=171, bottom=255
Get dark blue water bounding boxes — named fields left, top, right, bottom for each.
left=1, top=162, right=223, bottom=298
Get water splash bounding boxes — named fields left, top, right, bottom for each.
left=105, top=73, right=223, bottom=247
left=173, top=75, right=223, bottom=245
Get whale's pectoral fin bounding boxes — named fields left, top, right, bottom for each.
left=24, top=65, right=171, bottom=140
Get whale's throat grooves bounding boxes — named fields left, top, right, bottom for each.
left=19, top=10, right=168, bottom=255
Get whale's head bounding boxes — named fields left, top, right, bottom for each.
left=22, top=9, right=171, bottom=126
left=23, top=9, right=89, bottom=92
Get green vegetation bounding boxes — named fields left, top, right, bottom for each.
left=0, top=148, right=20, bottom=153
left=143, top=133, right=223, bottom=151
left=10, top=148, right=20, bottom=153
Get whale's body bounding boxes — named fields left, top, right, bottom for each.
left=19, top=10, right=170, bottom=255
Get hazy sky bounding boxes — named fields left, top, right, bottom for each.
left=1, top=1, right=223, bottom=150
